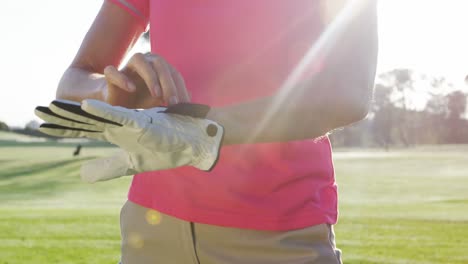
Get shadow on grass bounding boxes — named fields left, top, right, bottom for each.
left=0, top=157, right=96, bottom=180
left=434, top=199, right=468, bottom=204
left=0, top=140, right=114, bottom=148
left=1, top=181, right=65, bottom=201
left=0, top=157, right=105, bottom=203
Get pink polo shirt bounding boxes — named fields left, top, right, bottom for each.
left=109, top=0, right=338, bottom=230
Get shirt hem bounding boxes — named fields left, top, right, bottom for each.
left=128, top=194, right=338, bottom=231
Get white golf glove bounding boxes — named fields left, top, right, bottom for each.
left=34, top=99, right=224, bottom=183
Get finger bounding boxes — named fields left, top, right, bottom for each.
left=170, top=69, right=191, bottom=103
left=38, top=123, right=102, bottom=139
left=82, top=99, right=150, bottom=127
left=81, top=150, right=134, bottom=183
left=104, top=65, right=136, bottom=92
left=35, top=106, right=98, bottom=131
left=49, top=100, right=122, bottom=127
left=150, top=56, right=179, bottom=104
left=127, top=53, right=161, bottom=97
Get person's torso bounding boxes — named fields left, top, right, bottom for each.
left=128, top=0, right=338, bottom=230
left=150, top=0, right=324, bottom=105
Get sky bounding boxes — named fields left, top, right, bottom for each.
left=0, top=0, right=467, bottom=128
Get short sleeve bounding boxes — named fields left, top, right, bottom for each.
left=107, top=0, right=149, bottom=30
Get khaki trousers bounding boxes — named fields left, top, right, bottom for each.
left=120, top=200, right=342, bottom=264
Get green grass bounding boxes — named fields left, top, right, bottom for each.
left=0, top=137, right=128, bottom=264
left=0, top=133, right=467, bottom=263
left=333, top=149, right=468, bottom=264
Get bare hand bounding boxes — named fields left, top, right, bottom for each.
left=103, top=52, right=190, bottom=108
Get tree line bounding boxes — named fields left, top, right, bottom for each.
left=330, top=69, right=468, bottom=148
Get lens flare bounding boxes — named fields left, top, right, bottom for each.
left=145, top=209, right=162, bottom=225
left=245, top=0, right=369, bottom=144
left=128, top=232, right=144, bottom=249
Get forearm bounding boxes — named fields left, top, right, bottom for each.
left=55, top=1, right=144, bottom=103
left=208, top=0, right=379, bottom=145
left=207, top=93, right=333, bottom=145
left=319, top=0, right=379, bottom=117
left=56, top=67, right=107, bottom=102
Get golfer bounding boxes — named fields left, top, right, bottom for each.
left=55, top=0, right=378, bottom=263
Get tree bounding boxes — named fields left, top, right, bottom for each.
left=378, top=69, right=416, bottom=109
left=327, top=69, right=468, bottom=147
left=25, top=120, right=40, bottom=131
left=446, top=91, right=467, bottom=120
left=0, top=121, right=9, bottom=131
left=445, top=91, right=468, bottom=143
left=375, top=69, right=419, bottom=146
left=371, top=84, right=394, bottom=149
left=425, top=93, right=448, bottom=117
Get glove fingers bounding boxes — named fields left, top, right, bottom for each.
left=49, top=99, right=123, bottom=128
left=38, top=123, right=103, bottom=139
left=80, top=150, right=135, bottom=183
left=82, top=99, right=149, bottom=128
left=35, top=106, right=99, bottom=131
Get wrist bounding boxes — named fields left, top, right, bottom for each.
left=100, top=82, right=109, bottom=102
left=207, top=108, right=239, bottom=145
left=206, top=107, right=219, bottom=122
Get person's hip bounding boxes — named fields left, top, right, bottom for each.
left=119, top=200, right=342, bottom=264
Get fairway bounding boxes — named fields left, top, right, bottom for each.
left=333, top=147, right=468, bottom=264
left=1, top=138, right=467, bottom=263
